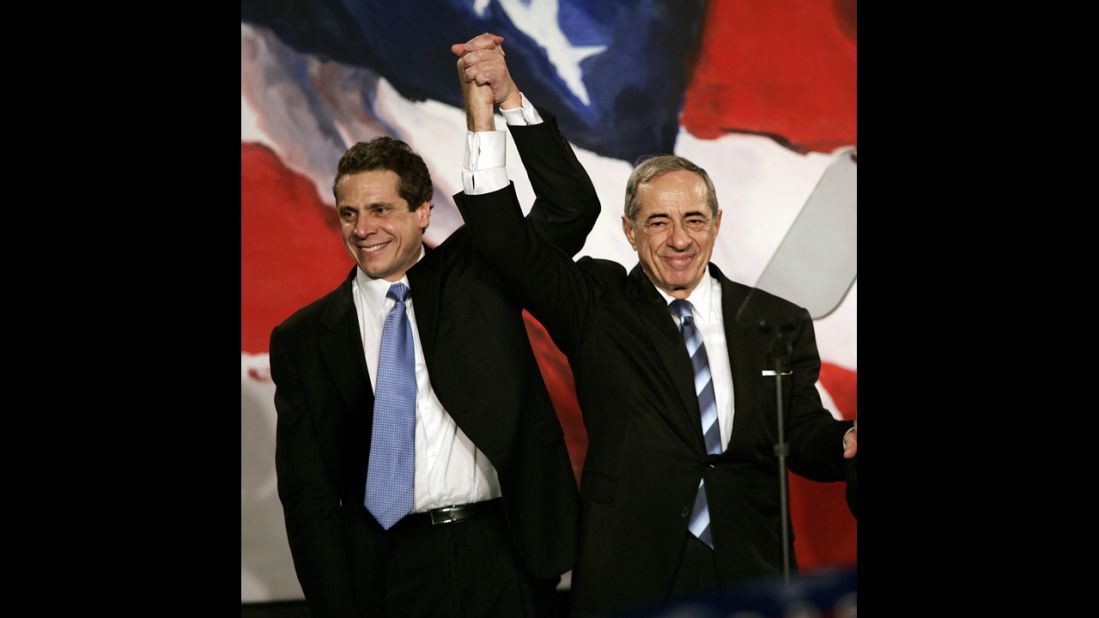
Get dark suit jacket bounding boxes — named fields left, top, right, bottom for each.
left=456, top=184, right=854, bottom=615
left=270, top=112, right=598, bottom=618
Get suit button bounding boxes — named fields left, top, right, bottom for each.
left=707, top=464, right=716, bottom=469
left=680, top=507, right=689, bottom=518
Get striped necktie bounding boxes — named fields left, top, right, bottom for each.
left=670, top=299, right=721, bottom=549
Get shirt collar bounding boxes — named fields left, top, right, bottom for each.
left=353, top=246, right=425, bottom=314
left=654, top=267, right=715, bottom=322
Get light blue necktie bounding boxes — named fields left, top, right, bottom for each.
left=365, top=283, right=417, bottom=530
left=670, top=299, right=721, bottom=549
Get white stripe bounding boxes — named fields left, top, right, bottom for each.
left=694, top=366, right=711, bottom=394
left=700, top=400, right=718, bottom=429
left=688, top=506, right=711, bottom=537
left=686, top=334, right=703, bottom=357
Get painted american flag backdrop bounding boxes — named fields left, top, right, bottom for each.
left=242, top=0, right=856, bottom=601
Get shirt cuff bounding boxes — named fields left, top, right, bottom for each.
left=500, top=92, right=543, bottom=126
left=461, top=93, right=543, bottom=195
left=462, top=130, right=509, bottom=195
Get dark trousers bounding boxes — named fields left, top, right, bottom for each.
left=667, top=532, right=720, bottom=601
left=382, top=511, right=559, bottom=617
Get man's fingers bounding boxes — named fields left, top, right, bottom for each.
left=466, top=63, right=504, bottom=83
left=454, top=31, right=504, bottom=57
left=464, top=32, right=504, bottom=52
left=464, top=50, right=486, bottom=66
left=462, top=49, right=505, bottom=67
left=464, top=56, right=505, bottom=76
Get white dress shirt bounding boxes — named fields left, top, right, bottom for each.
left=462, top=93, right=543, bottom=195
left=655, top=271, right=736, bottom=452
left=352, top=260, right=501, bottom=511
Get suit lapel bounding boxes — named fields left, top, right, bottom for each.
left=315, top=247, right=441, bottom=417
left=318, top=268, right=373, bottom=413
left=406, top=244, right=441, bottom=363
left=627, top=265, right=705, bottom=451
left=712, top=263, right=762, bottom=455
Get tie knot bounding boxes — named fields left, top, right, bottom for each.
left=669, top=299, right=694, bottom=322
left=387, top=282, right=410, bottom=304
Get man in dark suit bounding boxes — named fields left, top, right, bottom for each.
left=453, top=73, right=858, bottom=612
left=269, top=41, right=598, bottom=617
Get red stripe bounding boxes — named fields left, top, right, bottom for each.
left=241, top=142, right=351, bottom=353
left=680, top=0, right=857, bottom=152
left=792, top=361, right=857, bottom=569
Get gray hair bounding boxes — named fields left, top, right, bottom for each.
left=624, top=155, right=719, bottom=222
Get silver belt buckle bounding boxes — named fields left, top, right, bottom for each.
left=430, top=504, right=462, bottom=525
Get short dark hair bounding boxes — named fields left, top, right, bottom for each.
left=332, top=136, right=432, bottom=210
left=624, top=155, right=718, bottom=221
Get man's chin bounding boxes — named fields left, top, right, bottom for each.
left=666, top=271, right=698, bottom=287
left=358, top=262, right=392, bottom=280
left=667, top=274, right=705, bottom=294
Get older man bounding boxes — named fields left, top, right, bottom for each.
left=454, top=53, right=856, bottom=611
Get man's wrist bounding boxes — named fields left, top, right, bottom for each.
left=499, top=86, right=523, bottom=111
left=500, top=92, right=543, bottom=126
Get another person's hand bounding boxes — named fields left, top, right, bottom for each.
left=451, top=32, right=522, bottom=109
left=843, top=419, right=857, bottom=459
left=453, top=35, right=498, bottom=131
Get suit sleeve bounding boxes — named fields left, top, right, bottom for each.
left=783, top=308, right=855, bottom=483
left=270, top=326, right=361, bottom=618
left=455, top=179, right=601, bottom=358
left=507, top=108, right=600, bottom=258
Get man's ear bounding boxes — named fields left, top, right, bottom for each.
left=622, top=215, right=638, bottom=251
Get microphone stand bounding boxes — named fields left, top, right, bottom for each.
left=762, top=322, right=796, bottom=585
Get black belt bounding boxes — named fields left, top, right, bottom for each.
left=394, top=498, right=502, bottom=529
